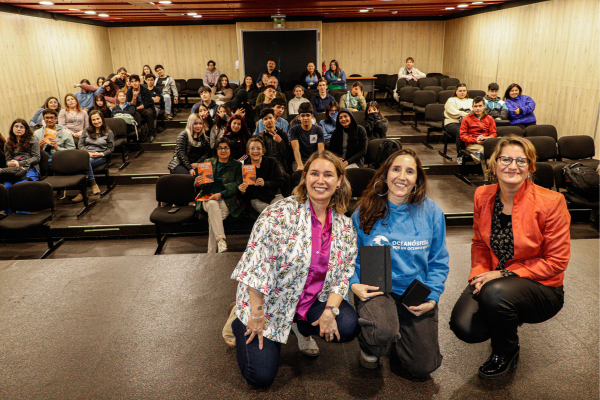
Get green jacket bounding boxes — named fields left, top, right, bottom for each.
left=195, top=157, right=244, bottom=217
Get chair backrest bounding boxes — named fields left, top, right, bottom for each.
left=497, top=126, right=524, bottom=137
left=468, top=90, right=486, bottom=99
left=396, top=78, right=408, bottom=91
left=305, top=89, right=318, bottom=99
left=423, top=86, right=443, bottom=94
left=532, top=162, right=555, bottom=190
left=399, top=86, right=420, bottom=102
left=440, top=78, right=460, bottom=88
left=386, top=74, right=398, bottom=89
left=483, top=137, right=502, bottom=161
left=284, top=91, right=295, bottom=104
left=525, top=124, right=558, bottom=141
left=105, top=118, right=128, bottom=140
left=346, top=168, right=376, bottom=198
left=349, top=74, right=362, bottom=77
left=315, top=113, right=326, bottom=124
left=229, top=83, right=238, bottom=92
left=418, top=78, right=439, bottom=90
left=50, top=149, right=90, bottom=175
left=175, top=79, right=187, bottom=92
left=9, top=181, right=54, bottom=213
left=352, top=111, right=365, bottom=126
left=528, top=136, right=558, bottom=161
left=334, top=92, right=345, bottom=104
left=445, top=85, right=457, bottom=91
left=413, top=90, right=437, bottom=108
left=374, top=74, right=388, bottom=86
left=0, top=184, right=8, bottom=213
left=425, top=104, right=445, bottom=122
left=437, top=90, right=453, bottom=104
left=365, top=138, right=402, bottom=165
left=426, top=72, right=444, bottom=79
left=186, top=79, right=204, bottom=91
left=329, top=89, right=347, bottom=97
left=155, top=174, right=197, bottom=205
left=292, top=170, right=303, bottom=188
left=39, top=150, right=50, bottom=179
left=558, top=135, right=595, bottom=160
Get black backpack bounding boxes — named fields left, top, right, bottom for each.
left=374, top=140, right=402, bottom=169
left=562, top=162, right=599, bottom=200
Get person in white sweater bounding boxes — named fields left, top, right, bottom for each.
left=288, top=85, right=310, bottom=115
left=444, top=83, right=473, bottom=139
left=398, top=57, right=426, bottom=81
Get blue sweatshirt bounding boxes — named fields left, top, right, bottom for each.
left=349, top=198, right=450, bottom=302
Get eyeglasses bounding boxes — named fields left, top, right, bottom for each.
left=44, top=116, right=56, bottom=120
left=498, top=156, right=529, bottom=167
left=217, top=147, right=230, bottom=151
left=13, top=125, right=26, bottom=130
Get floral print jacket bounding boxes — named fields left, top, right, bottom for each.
left=231, top=196, right=358, bottom=344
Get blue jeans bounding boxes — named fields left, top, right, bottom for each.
left=3, top=169, right=39, bottom=214
left=163, top=93, right=172, bottom=115
left=88, top=157, right=107, bottom=181
left=232, top=299, right=359, bottom=388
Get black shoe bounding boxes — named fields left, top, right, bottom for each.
left=478, top=345, right=519, bottom=379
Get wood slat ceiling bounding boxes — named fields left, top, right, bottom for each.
left=5, top=0, right=515, bottom=22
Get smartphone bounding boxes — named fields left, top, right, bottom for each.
left=168, top=208, right=180, bottom=214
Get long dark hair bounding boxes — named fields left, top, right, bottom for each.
left=242, top=75, right=256, bottom=92
left=357, top=149, right=428, bottom=234
left=0, top=131, right=5, bottom=148
left=329, top=59, right=341, bottom=75
left=216, top=74, right=231, bottom=91
left=91, top=93, right=109, bottom=115
left=324, top=101, right=339, bottom=123
left=224, top=114, right=249, bottom=144
left=97, top=76, right=105, bottom=87
left=214, top=105, right=231, bottom=129
left=86, top=110, right=109, bottom=140
left=6, top=119, right=33, bottom=153
left=452, top=83, right=468, bottom=98
left=503, top=83, right=522, bottom=100
left=198, top=104, right=214, bottom=132
left=142, top=64, right=152, bottom=77
left=365, top=101, right=384, bottom=119
left=41, top=96, right=61, bottom=113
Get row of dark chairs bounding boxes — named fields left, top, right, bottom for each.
left=174, top=79, right=240, bottom=105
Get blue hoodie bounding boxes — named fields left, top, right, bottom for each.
left=349, top=198, right=450, bottom=302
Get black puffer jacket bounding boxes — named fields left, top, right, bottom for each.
left=361, top=113, right=389, bottom=140
left=328, top=108, right=368, bottom=167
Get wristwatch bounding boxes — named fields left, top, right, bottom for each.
left=325, top=306, right=340, bottom=316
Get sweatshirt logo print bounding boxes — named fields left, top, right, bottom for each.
left=372, top=235, right=389, bottom=246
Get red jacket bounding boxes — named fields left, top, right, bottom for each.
left=460, top=113, right=497, bottom=144
left=470, top=181, right=571, bottom=287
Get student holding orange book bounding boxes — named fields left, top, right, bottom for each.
left=32, top=109, right=75, bottom=164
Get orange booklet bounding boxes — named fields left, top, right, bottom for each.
left=43, top=128, right=57, bottom=141
left=242, top=164, right=257, bottom=185
left=197, top=161, right=214, bottom=184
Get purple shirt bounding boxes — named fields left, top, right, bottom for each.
left=295, top=204, right=332, bottom=320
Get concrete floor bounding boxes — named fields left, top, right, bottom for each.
left=0, top=239, right=597, bottom=399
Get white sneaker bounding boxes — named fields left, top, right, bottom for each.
left=217, top=239, right=228, bottom=253
left=360, top=350, right=379, bottom=369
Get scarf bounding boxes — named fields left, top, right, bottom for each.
left=346, top=93, right=359, bottom=109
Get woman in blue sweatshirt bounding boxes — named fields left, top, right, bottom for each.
left=350, top=148, right=449, bottom=377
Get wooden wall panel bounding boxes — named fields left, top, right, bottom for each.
left=0, top=12, right=111, bottom=135
left=109, top=25, right=238, bottom=81
left=443, top=0, right=600, bottom=139
left=322, top=21, right=445, bottom=77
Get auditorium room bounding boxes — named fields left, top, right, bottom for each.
left=0, top=0, right=598, bottom=398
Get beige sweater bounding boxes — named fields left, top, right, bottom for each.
left=444, top=97, right=474, bottom=125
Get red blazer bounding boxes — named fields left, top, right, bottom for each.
left=470, top=181, right=571, bottom=287
left=460, top=113, right=497, bottom=144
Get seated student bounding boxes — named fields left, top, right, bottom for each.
left=361, top=101, right=389, bottom=140
left=111, top=90, right=137, bottom=118
left=255, top=77, right=287, bottom=106
left=127, top=74, right=157, bottom=143
left=203, top=60, right=220, bottom=87
left=290, top=102, right=325, bottom=171
left=154, top=65, right=179, bottom=120
left=340, top=81, right=367, bottom=111
left=257, top=72, right=270, bottom=92
left=239, top=137, right=285, bottom=214
left=318, top=101, right=339, bottom=143
left=196, top=103, right=214, bottom=135
left=256, top=59, right=281, bottom=89
left=100, top=78, right=120, bottom=105
left=33, top=109, right=75, bottom=164
left=256, top=107, right=290, bottom=173
left=209, top=105, right=232, bottom=148
left=459, top=96, right=497, bottom=179
left=300, top=62, right=322, bottom=90
left=144, top=74, right=165, bottom=116
left=221, top=114, right=250, bottom=160
left=73, top=79, right=105, bottom=112
left=350, top=149, right=448, bottom=376
left=254, top=97, right=289, bottom=135
left=3, top=119, right=40, bottom=194
left=226, top=89, right=254, bottom=130
left=212, top=74, right=234, bottom=105
left=328, top=109, right=368, bottom=168
left=504, top=83, right=536, bottom=128
left=30, top=96, right=61, bottom=128
left=58, top=93, right=89, bottom=140
left=168, top=113, right=211, bottom=175
left=113, top=67, right=129, bottom=89
left=89, top=94, right=113, bottom=119
left=324, top=60, right=347, bottom=89
left=310, top=79, right=335, bottom=114
left=72, top=111, right=114, bottom=202
left=194, top=137, right=243, bottom=253
left=96, top=77, right=105, bottom=87
left=254, top=85, right=278, bottom=122
left=125, top=76, right=132, bottom=91
left=224, top=150, right=359, bottom=387
left=444, top=83, right=473, bottom=140
left=191, top=86, right=218, bottom=119
left=397, top=57, right=426, bottom=82
left=141, top=65, right=152, bottom=82
left=237, top=75, right=258, bottom=105
left=450, top=135, right=569, bottom=380
left=484, top=82, right=509, bottom=122
left=288, top=85, right=311, bottom=115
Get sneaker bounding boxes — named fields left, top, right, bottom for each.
left=217, top=239, right=228, bottom=253
left=360, top=350, right=379, bottom=369
left=71, top=193, right=83, bottom=203
left=57, top=189, right=66, bottom=200
left=165, top=114, right=173, bottom=120
left=470, top=151, right=482, bottom=163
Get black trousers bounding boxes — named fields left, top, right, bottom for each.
left=139, top=108, right=156, bottom=137
left=449, top=277, right=564, bottom=355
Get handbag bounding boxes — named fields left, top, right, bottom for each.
left=0, top=166, right=28, bottom=182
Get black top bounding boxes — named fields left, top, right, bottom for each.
left=490, top=191, right=516, bottom=271
left=126, top=85, right=156, bottom=113
left=243, top=156, right=285, bottom=203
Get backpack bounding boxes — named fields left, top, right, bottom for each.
left=113, top=113, right=141, bottom=141
left=374, top=140, right=402, bottom=169
left=562, top=162, right=599, bottom=200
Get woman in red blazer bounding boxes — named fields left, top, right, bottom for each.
left=450, top=135, right=570, bottom=379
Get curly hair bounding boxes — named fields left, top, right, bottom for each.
left=6, top=119, right=33, bottom=153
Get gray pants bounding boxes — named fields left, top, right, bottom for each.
left=355, top=293, right=442, bottom=378
left=202, top=199, right=229, bottom=253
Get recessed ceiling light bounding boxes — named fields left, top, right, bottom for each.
left=159, top=1, right=171, bottom=3
left=391, top=10, right=398, bottom=14
left=367, top=8, right=373, bottom=9
left=472, top=1, right=483, bottom=3
left=99, top=14, right=109, bottom=17
left=39, top=1, right=53, bottom=5
left=193, top=15, right=202, bottom=18
left=445, top=7, right=455, bottom=9
left=359, top=9, right=369, bottom=12
left=84, top=11, right=96, bottom=14
left=69, top=8, right=80, bottom=11
left=187, top=12, right=197, bottom=15
left=457, top=4, right=469, bottom=7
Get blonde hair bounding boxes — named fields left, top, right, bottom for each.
left=185, top=113, right=206, bottom=146
left=292, top=151, right=351, bottom=215
left=488, top=135, right=537, bottom=182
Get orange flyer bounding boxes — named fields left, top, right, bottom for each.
left=197, top=161, right=214, bottom=184
left=242, top=164, right=256, bottom=186
left=43, top=128, right=57, bottom=141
